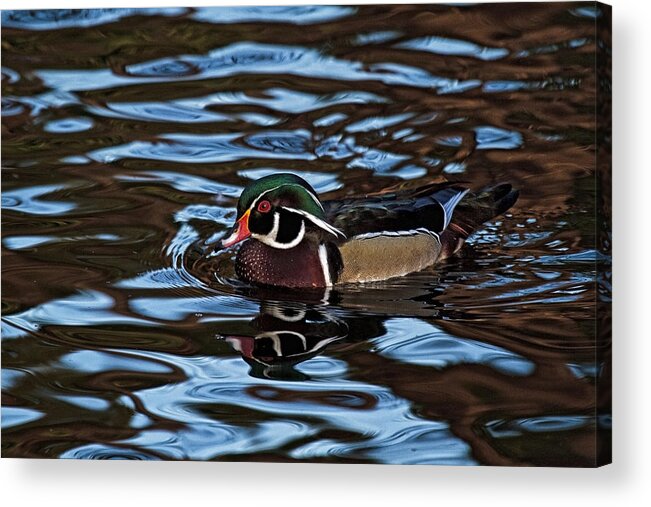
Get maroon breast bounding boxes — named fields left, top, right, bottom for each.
left=235, top=239, right=326, bottom=288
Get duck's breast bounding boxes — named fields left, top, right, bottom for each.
left=236, top=239, right=326, bottom=288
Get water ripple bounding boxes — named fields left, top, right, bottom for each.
left=2, top=290, right=158, bottom=339
left=86, top=102, right=233, bottom=124
left=2, top=406, right=44, bottom=428
left=3, top=233, right=120, bottom=251
left=475, top=126, right=523, bottom=150
left=88, top=131, right=315, bottom=164
left=354, top=31, right=402, bottom=46
left=59, top=349, right=173, bottom=374
left=1, top=8, right=187, bottom=30
left=112, top=351, right=474, bottom=462
left=191, top=5, right=355, bottom=25
left=44, top=117, right=94, bottom=134
left=395, top=36, right=509, bottom=61
left=129, top=295, right=258, bottom=322
left=117, top=171, right=240, bottom=197
left=345, top=113, right=414, bottom=133
left=60, top=444, right=163, bottom=460
left=36, top=42, right=484, bottom=94
left=372, top=319, right=535, bottom=376
left=90, top=88, right=386, bottom=118
left=2, top=183, right=76, bottom=216
left=485, top=415, right=595, bottom=438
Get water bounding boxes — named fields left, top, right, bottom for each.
left=1, top=4, right=610, bottom=465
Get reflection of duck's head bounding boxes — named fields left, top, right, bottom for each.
left=220, top=173, right=518, bottom=289
left=222, top=302, right=348, bottom=380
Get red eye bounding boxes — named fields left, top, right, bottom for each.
left=257, top=200, right=271, bottom=213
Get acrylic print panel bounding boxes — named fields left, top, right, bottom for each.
left=1, top=2, right=611, bottom=466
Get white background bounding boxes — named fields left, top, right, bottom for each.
left=1, top=0, right=649, bottom=505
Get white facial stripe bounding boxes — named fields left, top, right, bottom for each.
left=283, top=207, right=345, bottom=239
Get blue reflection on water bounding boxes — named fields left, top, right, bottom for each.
left=483, top=80, right=531, bottom=93
left=2, top=290, right=158, bottom=340
left=2, top=183, right=76, bottom=216
left=2, top=406, right=44, bottom=428
left=89, top=130, right=316, bottom=165
left=354, top=31, right=402, bottom=46
left=116, top=171, right=241, bottom=197
left=567, top=362, right=602, bottom=379
left=90, top=350, right=476, bottom=463
left=485, top=415, right=595, bottom=438
left=314, top=112, right=348, bottom=127
left=516, top=38, right=590, bottom=58
left=1, top=8, right=187, bottom=30
left=60, top=444, right=162, bottom=460
left=534, top=249, right=609, bottom=266
left=91, top=88, right=386, bottom=117
left=129, top=295, right=258, bottom=322
left=475, top=126, right=523, bottom=150
left=44, top=117, right=94, bottom=133
left=443, top=162, right=466, bottom=174
left=373, top=319, right=535, bottom=376
left=115, top=267, right=197, bottom=290
left=395, top=36, right=509, bottom=61
left=54, top=395, right=111, bottom=411
left=345, top=113, right=414, bottom=133
left=192, top=5, right=355, bottom=25
left=347, top=148, right=411, bottom=173
left=59, top=349, right=173, bottom=374
left=3, top=233, right=120, bottom=251
left=36, top=42, right=483, bottom=94
left=571, top=6, right=602, bottom=18
left=87, top=101, right=233, bottom=124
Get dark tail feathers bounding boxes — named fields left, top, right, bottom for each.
left=439, top=183, right=519, bottom=259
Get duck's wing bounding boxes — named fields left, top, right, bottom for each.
left=324, top=182, right=519, bottom=284
left=323, top=184, right=469, bottom=239
left=436, top=183, right=520, bottom=260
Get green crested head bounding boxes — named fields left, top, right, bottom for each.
left=237, top=173, right=325, bottom=219
left=222, top=172, right=343, bottom=251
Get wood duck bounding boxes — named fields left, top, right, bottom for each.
left=221, top=173, right=518, bottom=288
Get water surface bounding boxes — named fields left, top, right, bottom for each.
left=2, top=3, right=610, bottom=465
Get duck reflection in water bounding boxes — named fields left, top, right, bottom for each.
left=220, top=296, right=386, bottom=380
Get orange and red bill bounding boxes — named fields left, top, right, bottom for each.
left=221, top=209, right=251, bottom=248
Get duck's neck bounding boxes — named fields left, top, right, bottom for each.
left=236, top=238, right=339, bottom=288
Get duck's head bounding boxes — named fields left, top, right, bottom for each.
left=222, top=173, right=344, bottom=249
